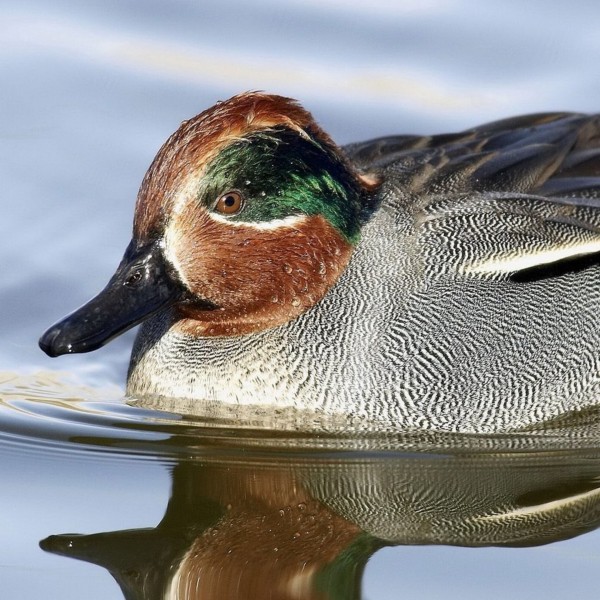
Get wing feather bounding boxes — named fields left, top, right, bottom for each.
left=346, top=112, right=600, bottom=279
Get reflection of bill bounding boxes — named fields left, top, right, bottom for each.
left=41, top=460, right=377, bottom=600
left=41, top=442, right=600, bottom=599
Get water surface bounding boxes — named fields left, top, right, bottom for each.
left=4, top=373, right=600, bottom=599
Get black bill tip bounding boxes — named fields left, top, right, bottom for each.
left=39, top=317, right=109, bottom=357
left=39, top=326, right=68, bottom=357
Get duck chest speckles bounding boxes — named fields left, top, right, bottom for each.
left=164, top=208, right=353, bottom=336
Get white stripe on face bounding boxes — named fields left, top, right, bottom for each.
left=208, top=213, right=307, bottom=230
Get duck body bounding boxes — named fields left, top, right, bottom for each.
left=40, top=94, right=600, bottom=432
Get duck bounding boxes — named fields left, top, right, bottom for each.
left=39, top=92, right=600, bottom=433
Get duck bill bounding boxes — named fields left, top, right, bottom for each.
left=39, top=241, right=182, bottom=357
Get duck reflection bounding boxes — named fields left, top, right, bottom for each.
left=41, top=435, right=600, bottom=599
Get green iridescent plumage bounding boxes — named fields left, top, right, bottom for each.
left=199, top=127, right=368, bottom=243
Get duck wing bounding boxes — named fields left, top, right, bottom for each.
left=347, top=113, right=600, bottom=279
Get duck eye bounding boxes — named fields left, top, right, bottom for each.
left=215, top=191, right=244, bottom=215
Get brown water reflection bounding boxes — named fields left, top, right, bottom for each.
left=41, top=432, right=600, bottom=600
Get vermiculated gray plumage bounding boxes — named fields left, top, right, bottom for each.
left=128, top=113, right=600, bottom=433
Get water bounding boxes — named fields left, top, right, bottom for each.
left=3, top=0, right=600, bottom=597
left=5, top=375, right=600, bottom=599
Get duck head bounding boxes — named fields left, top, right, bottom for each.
left=40, top=92, right=379, bottom=356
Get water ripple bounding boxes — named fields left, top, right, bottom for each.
left=3, top=372, right=600, bottom=466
